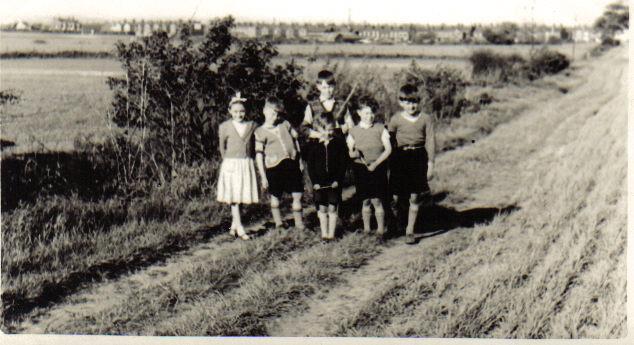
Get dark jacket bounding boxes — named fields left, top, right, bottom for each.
left=303, top=129, right=348, bottom=186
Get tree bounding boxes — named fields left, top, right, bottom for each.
left=594, top=2, right=629, bottom=38
left=483, top=22, right=519, bottom=45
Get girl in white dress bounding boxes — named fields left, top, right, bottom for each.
left=216, top=93, right=259, bottom=240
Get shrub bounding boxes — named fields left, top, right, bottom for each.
left=396, top=62, right=469, bottom=121
left=469, top=50, right=526, bottom=83
left=0, top=89, right=21, bottom=106
left=469, top=48, right=570, bottom=83
left=526, top=47, right=570, bottom=79
left=482, top=23, right=518, bottom=45
left=105, top=16, right=306, bottom=189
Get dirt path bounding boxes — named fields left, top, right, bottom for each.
left=265, top=47, right=626, bottom=337
left=14, top=47, right=625, bottom=336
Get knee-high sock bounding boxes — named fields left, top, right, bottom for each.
left=328, top=211, right=338, bottom=239
left=375, top=209, right=385, bottom=234
left=292, top=207, right=304, bottom=229
left=406, top=204, right=419, bottom=235
left=318, top=211, right=328, bottom=238
left=362, top=205, right=372, bottom=232
left=271, top=205, right=283, bottom=227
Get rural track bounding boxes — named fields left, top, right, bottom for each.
left=14, top=188, right=356, bottom=334
left=265, top=47, right=627, bottom=336
left=12, top=47, right=626, bottom=336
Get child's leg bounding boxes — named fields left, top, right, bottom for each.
left=291, top=192, right=305, bottom=229
left=327, top=204, right=338, bottom=239
left=371, top=198, right=385, bottom=235
left=231, top=204, right=249, bottom=239
left=269, top=195, right=283, bottom=228
left=361, top=199, right=372, bottom=233
left=405, top=193, right=420, bottom=240
left=318, top=204, right=328, bottom=239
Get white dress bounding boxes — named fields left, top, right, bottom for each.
left=216, top=120, right=259, bottom=204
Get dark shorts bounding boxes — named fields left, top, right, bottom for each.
left=389, top=147, right=430, bottom=196
left=313, top=186, right=342, bottom=207
left=265, top=159, right=304, bottom=198
left=352, top=162, right=388, bottom=200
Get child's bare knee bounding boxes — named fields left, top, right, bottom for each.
left=318, top=205, right=328, bottom=213
left=409, top=194, right=420, bottom=206
left=362, top=199, right=372, bottom=207
left=370, top=198, right=383, bottom=208
left=328, top=204, right=337, bottom=213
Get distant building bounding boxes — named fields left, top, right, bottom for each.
left=50, top=17, right=82, bottom=32
left=359, top=29, right=409, bottom=43
left=15, top=20, right=31, bottom=31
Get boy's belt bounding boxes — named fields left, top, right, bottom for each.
left=400, top=145, right=425, bottom=151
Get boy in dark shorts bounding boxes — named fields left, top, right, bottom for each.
left=303, top=112, right=348, bottom=241
left=255, top=97, right=306, bottom=230
left=388, top=84, right=436, bottom=244
left=347, top=96, right=392, bottom=241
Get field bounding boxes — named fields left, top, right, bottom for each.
left=0, top=31, right=627, bottom=339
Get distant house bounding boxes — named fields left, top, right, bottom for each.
left=435, top=29, right=462, bottom=43
left=232, top=24, right=258, bottom=38
left=15, top=20, right=31, bottom=31
left=50, top=17, right=81, bottom=32
left=359, top=29, right=409, bottom=43
left=572, top=28, right=601, bottom=43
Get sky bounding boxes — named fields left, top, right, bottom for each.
left=0, top=0, right=621, bottom=26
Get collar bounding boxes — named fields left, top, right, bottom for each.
left=400, top=112, right=422, bottom=122
left=358, top=121, right=373, bottom=129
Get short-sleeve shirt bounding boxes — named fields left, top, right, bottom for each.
left=254, top=120, right=298, bottom=168
left=388, top=112, right=431, bottom=148
left=347, top=123, right=389, bottom=164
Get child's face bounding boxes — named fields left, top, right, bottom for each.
left=399, top=99, right=419, bottom=115
left=263, top=103, right=279, bottom=123
left=316, top=80, right=335, bottom=99
left=357, top=106, right=375, bottom=125
left=229, top=103, right=246, bottom=122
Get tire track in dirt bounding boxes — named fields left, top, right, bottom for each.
left=15, top=188, right=357, bottom=334
left=265, top=48, right=626, bottom=337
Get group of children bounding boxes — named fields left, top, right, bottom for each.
left=216, top=70, right=435, bottom=244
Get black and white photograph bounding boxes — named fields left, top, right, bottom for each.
left=0, top=0, right=630, bottom=342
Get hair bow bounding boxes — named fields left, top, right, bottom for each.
left=229, top=92, right=247, bottom=106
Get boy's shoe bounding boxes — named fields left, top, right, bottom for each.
left=375, top=232, right=385, bottom=244
left=405, top=234, right=416, bottom=245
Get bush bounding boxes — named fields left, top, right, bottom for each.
left=469, top=50, right=526, bottom=83
left=482, top=23, right=518, bottom=45
left=106, top=16, right=306, bottom=188
left=469, top=48, right=570, bottom=83
left=526, top=47, right=570, bottom=79
left=397, top=62, right=469, bottom=121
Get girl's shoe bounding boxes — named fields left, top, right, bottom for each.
left=405, top=234, right=416, bottom=245
left=235, top=227, right=250, bottom=241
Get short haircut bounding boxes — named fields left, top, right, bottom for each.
left=398, top=84, right=420, bottom=102
left=355, top=95, right=379, bottom=113
left=265, top=96, right=283, bottom=111
left=316, top=70, right=336, bottom=85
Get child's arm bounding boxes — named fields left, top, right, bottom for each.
left=425, top=115, right=436, bottom=179
left=300, top=105, right=326, bottom=140
left=254, top=130, right=268, bottom=188
left=290, top=126, right=304, bottom=171
left=345, top=133, right=360, bottom=158
left=368, top=128, right=392, bottom=171
left=218, top=123, right=227, bottom=158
